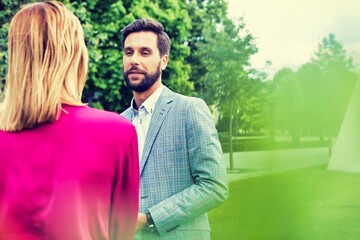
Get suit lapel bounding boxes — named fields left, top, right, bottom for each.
left=140, top=87, right=174, bottom=174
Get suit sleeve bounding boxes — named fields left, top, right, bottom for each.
left=148, top=98, right=229, bottom=235
left=109, top=124, right=139, bottom=240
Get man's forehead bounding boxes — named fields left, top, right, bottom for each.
left=124, top=31, right=158, bottom=47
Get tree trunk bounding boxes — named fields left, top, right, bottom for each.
left=229, top=101, right=234, bottom=171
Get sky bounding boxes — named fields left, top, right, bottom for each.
left=227, top=0, right=360, bottom=78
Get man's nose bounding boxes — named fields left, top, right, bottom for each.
left=130, top=53, right=140, bottom=65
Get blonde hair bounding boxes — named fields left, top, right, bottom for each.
left=0, top=1, right=88, bottom=131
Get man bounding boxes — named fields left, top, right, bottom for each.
left=121, top=18, right=228, bottom=239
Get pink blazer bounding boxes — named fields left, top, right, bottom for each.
left=0, top=105, right=139, bottom=240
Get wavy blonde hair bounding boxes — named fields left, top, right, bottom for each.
left=0, top=1, right=88, bottom=131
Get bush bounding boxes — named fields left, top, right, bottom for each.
left=220, top=136, right=330, bottom=153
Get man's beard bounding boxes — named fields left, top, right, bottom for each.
left=124, top=64, right=161, bottom=93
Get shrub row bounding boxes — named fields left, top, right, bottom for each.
left=220, top=137, right=330, bottom=153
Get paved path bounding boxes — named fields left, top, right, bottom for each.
left=225, top=147, right=330, bottom=182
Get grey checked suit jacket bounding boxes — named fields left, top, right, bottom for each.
left=122, top=86, right=228, bottom=240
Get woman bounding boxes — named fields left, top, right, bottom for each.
left=0, top=1, right=139, bottom=239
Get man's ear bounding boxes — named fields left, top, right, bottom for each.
left=161, top=55, right=169, bottom=70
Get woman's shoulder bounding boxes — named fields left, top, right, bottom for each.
left=61, top=105, right=134, bottom=133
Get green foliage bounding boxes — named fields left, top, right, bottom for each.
left=65, top=0, right=130, bottom=112
left=196, top=18, right=258, bottom=133
left=1, top=2, right=356, bottom=142
left=184, top=0, right=228, bottom=95
left=271, top=68, right=304, bottom=142
left=296, top=63, right=326, bottom=138
left=86, top=0, right=194, bottom=112
left=0, top=0, right=196, bottom=112
left=266, top=34, right=357, bottom=142
left=310, top=33, right=357, bottom=137
left=312, top=33, right=354, bottom=71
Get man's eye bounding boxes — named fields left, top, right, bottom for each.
left=125, top=51, right=133, bottom=55
left=142, top=51, right=150, bottom=55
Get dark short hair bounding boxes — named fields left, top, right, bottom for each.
left=121, top=18, right=171, bottom=56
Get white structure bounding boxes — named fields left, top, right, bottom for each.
left=328, top=77, right=360, bottom=172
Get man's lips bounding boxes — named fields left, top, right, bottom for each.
left=125, top=64, right=147, bottom=74
left=127, top=71, right=145, bottom=80
left=127, top=67, right=146, bottom=74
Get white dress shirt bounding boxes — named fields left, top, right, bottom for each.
left=131, top=84, right=164, bottom=162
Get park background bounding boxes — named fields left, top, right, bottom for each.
left=1, top=0, right=360, bottom=239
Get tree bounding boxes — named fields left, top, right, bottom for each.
left=67, top=0, right=194, bottom=112
left=0, top=0, right=194, bottom=113
left=196, top=18, right=257, bottom=170
left=271, top=68, right=303, bottom=143
left=311, top=33, right=353, bottom=71
left=296, top=63, right=326, bottom=140
left=183, top=0, right=228, bottom=96
left=310, top=33, right=357, bottom=138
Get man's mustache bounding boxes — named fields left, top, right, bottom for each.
left=125, top=66, right=146, bottom=75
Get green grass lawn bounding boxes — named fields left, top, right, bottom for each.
left=209, top=165, right=360, bottom=240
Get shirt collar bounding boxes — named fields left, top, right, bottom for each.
left=131, top=84, right=164, bottom=115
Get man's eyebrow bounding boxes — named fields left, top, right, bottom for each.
left=140, top=47, right=153, bottom=51
left=123, top=46, right=153, bottom=51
